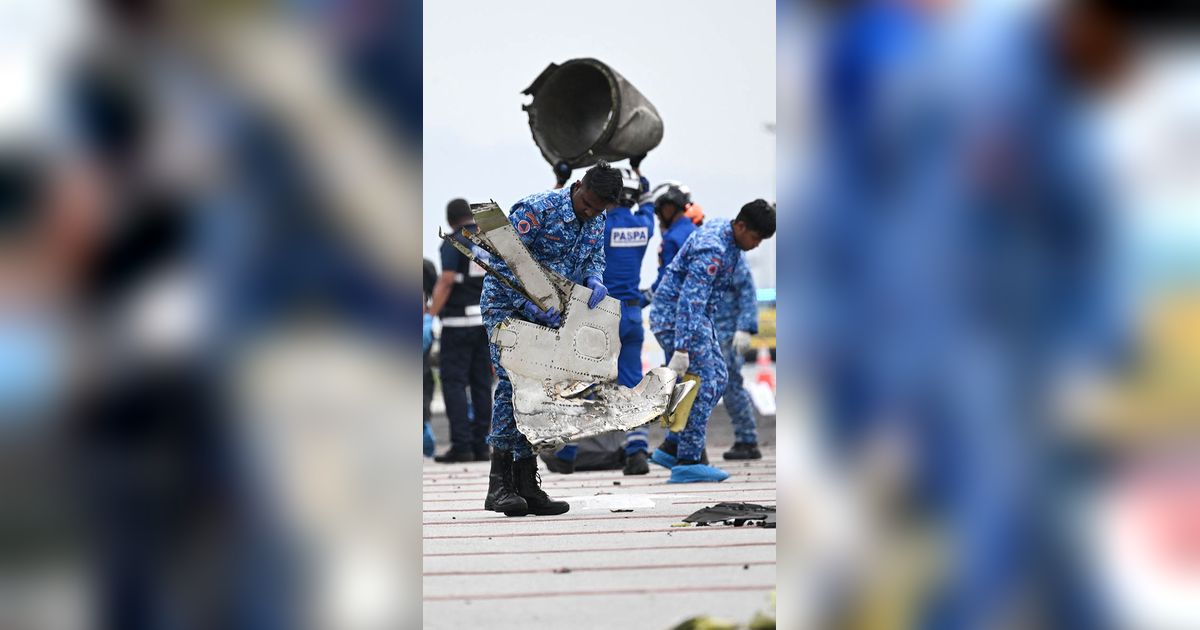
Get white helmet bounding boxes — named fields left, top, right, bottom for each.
left=641, top=180, right=691, bottom=205
left=617, top=167, right=642, bottom=207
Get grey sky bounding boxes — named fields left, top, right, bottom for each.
left=423, top=0, right=776, bottom=289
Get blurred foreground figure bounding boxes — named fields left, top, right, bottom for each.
left=806, top=0, right=1140, bottom=627
left=66, top=20, right=301, bottom=628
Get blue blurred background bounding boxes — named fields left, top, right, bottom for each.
left=2, top=0, right=423, bottom=628
left=779, top=0, right=1200, bottom=628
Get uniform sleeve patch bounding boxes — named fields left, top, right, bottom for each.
left=517, top=219, right=531, bottom=234
left=706, top=263, right=719, bottom=276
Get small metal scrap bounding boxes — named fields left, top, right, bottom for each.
left=683, top=502, right=776, bottom=529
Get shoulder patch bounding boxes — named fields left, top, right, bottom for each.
left=517, top=219, right=531, bottom=234
left=706, top=263, right=720, bottom=276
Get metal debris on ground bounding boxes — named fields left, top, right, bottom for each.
left=682, top=502, right=776, bottom=528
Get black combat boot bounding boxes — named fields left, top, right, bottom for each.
left=623, top=450, right=649, bottom=475
left=512, top=456, right=569, bottom=515
left=722, top=442, right=762, bottom=460
left=484, top=450, right=528, bottom=515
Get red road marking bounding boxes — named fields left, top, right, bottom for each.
left=423, top=584, right=775, bottom=601
left=422, top=462, right=776, bottom=477
left=423, top=513, right=696, bottom=526
left=423, top=541, right=775, bottom=557
left=424, top=560, right=776, bottom=577
left=421, top=459, right=777, bottom=477
left=424, top=526, right=775, bottom=540
left=423, top=470, right=776, bottom=483
left=422, top=478, right=776, bottom=491
left=422, top=486, right=777, bottom=501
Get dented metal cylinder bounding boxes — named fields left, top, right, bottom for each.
left=522, top=58, right=664, bottom=170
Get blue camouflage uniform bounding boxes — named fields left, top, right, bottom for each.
left=649, top=219, right=741, bottom=461
left=650, top=213, right=697, bottom=294
left=713, top=253, right=760, bottom=445
left=480, top=186, right=606, bottom=460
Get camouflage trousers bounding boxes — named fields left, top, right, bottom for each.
left=720, top=337, right=759, bottom=444
left=652, top=325, right=728, bottom=461
left=485, top=342, right=535, bottom=460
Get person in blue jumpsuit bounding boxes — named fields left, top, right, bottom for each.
left=649, top=200, right=776, bottom=483
left=545, top=162, right=660, bottom=475
left=650, top=186, right=697, bottom=296
left=714, top=253, right=763, bottom=460
left=480, top=162, right=622, bottom=515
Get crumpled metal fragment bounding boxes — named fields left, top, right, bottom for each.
left=494, top=282, right=682, bottom=451
left=683, top=502, right=777, bottom=528
left=465, top=201, right=689, bottom=451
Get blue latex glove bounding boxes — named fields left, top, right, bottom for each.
left=639, top=288, right=653, bottom=308
left=586, top=277, right=608, bottom=309
left=423, top=423, right=435, bottom=457
left=521, top=299, right=562, bottom=327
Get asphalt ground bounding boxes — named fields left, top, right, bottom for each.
left=424, top=405, right=777, bottom=629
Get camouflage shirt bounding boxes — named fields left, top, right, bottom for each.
left=649, top=219, right=742, bottom=351
left=480, top=185, right=606, bottom=332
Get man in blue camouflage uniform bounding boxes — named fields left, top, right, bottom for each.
left=649, top=185, right=697, bottom=295
left=714, top=253, right=764, bottom=460
left=649, top=200, right=776, bottom=483
left=480, top=162, right=623, bottom=515
left=544, top=161, right=660, bottom=476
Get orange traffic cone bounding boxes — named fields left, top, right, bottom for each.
left=755, top=346, right=775, bottom=393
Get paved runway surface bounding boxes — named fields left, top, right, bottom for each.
left=423, top=412, right=777, bottom=629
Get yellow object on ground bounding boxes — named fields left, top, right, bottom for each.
left=669, top=616, right=739, bottom=630
left=662, top=373, right=701, bottom=432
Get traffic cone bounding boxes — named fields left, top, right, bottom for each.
left=755, top=346, right=775, bottom=393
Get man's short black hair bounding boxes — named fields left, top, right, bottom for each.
left=581, top=161, right=622, bottom=204
left=735, top=199, right=776, bottom=239
left=446, top=198, right=472, bottom=226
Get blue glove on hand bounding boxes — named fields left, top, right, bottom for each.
left=521, top=299, right=562, bottom=327
left=423, top=423, right=436, bottom=457
left=586, top=277, right=608, bottom=309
